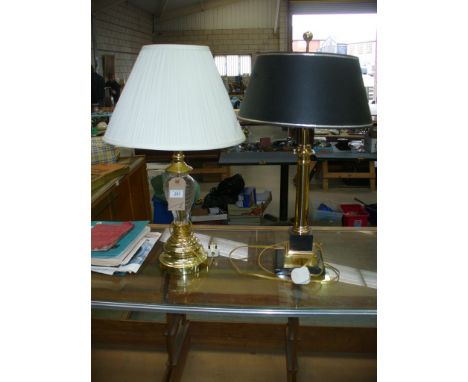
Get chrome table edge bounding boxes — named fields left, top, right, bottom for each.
left=91, top=300, right=376, bottom=318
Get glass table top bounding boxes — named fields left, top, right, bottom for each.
left=92, top=225, right=376, bottom=325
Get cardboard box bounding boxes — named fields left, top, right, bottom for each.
left=228, top=191, right=272, bottom=225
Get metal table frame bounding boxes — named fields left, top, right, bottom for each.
left=92, top=225, right=377, bottom=381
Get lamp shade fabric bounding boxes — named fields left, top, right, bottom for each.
left=238, top=52, right=372, bottom=129
left=104, top=44, right=245, bottom=151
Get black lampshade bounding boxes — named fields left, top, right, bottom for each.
left=238, top=52, right=372, bottom=129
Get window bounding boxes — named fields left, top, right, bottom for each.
left=291, top=11, right=377, bottom=103
left=214, top=55, right=252, bottom=77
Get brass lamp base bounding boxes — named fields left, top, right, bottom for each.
left=274, top=231, right=325, bottom=280
left=159, top=221, right=207, bottom=275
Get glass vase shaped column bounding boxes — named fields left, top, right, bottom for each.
left=159, top=152, right=207, bottom=274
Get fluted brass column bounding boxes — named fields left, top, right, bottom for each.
left=283, top=128, right=324, bottom=277
left=292, top=129, right=312, bottom=236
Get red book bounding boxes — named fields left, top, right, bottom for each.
left=91, top=221, right=134, bottom=251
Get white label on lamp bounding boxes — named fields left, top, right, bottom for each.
left=168, top=177, right=186, bottom=211
left=169, top=189, right=184, bottom=198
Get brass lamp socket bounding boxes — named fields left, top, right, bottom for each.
left=165, top=151, right=193, bottom=175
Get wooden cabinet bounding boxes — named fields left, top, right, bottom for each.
left=91, top=156, right=152, bottom=221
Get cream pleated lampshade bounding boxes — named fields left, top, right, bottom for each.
left=104, top=44, right=245, bottom=151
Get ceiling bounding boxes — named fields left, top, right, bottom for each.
left=129, top=0, right=201, bottom=16
left=92, top=0, right=248, bottom=21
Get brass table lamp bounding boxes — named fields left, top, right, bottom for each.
left=238, top=52, right=373, bottom=278
left=103, top=44, right=245, bottom=274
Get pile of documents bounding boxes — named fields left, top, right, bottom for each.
left=91, top=220, right=160, bottom=275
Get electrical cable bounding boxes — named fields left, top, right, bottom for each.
left=227, top=242, right=340, bottom=285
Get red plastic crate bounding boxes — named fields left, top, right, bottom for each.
left=340, top=204, right=369, bottom=227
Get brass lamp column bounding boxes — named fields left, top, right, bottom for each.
left=292, top=128, right=312, bottom=235
left=159, top=151, right=207, bottom=274
left=284, top=128, right=323, bottom=274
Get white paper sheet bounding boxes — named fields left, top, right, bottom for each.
left=327, top=262, right=377, bottom=289
left=160, top=229, right=248, bottom=260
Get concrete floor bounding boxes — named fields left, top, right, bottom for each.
left=92, top=345, right=377, bottom=382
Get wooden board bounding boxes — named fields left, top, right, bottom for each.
left=91, top=163, right=129, bottom=193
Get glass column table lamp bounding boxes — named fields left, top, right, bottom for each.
left=238, top=52, right=373, bottom=278
left=103, top=44, right=245, bottom=274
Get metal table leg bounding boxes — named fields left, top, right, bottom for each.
left=369, top=160, right=376, bottom=191
left=163, top=313, right=191, bottom=382
left=286, top=317, right=300, bottom=382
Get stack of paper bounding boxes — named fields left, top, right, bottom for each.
left=91, top=221, right=160, bottom=275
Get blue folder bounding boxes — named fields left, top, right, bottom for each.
left=91, top=221, right=149, bottom=259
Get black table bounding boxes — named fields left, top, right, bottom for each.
left=219, top=146, right=377, bottom=221
left=315, top=146, right=377, bottom=161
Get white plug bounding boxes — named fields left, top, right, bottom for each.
left=207, top=240, right=219, bottom=257
left=291, top=266, right=311, bottom=285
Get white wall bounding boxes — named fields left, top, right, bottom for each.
left=154, top=0, right=289, bottom=54
left=155, top=0, right=277, bottom=31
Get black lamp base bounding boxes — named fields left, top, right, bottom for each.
left=274, top=232, right=325, bottom=279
